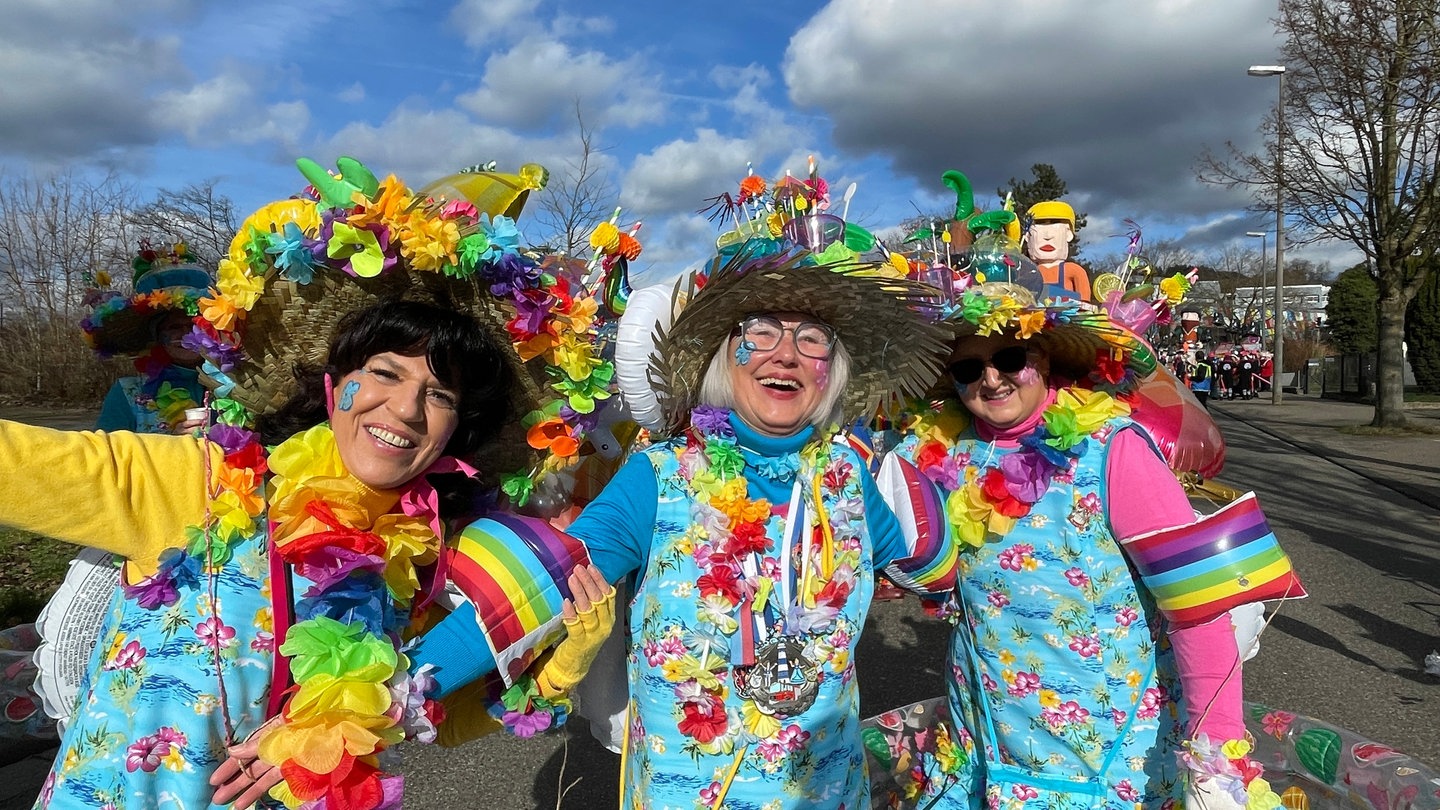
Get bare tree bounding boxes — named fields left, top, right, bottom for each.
left=529, top=104, right=618, bottom=258
left=1197, top=0, right=1440, bottom=426
left=0, top=171, right=140, bottom=402
left=126, top=180, right=239, bottom=267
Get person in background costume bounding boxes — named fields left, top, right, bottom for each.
left=1189, top=349, right=1214, bottom=408
left=1023, top=200, right=1092, bottom=302
left=84, top=242, right=212, bottom=433
left=411, top=244, right=956, bottom=809
left=893, top=267, right=1300, bottom=810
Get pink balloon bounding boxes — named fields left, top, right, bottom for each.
left=1128, top=367, right=1226, bottom=478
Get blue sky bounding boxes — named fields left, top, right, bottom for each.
left=0, top=0, right=1358, bottom=284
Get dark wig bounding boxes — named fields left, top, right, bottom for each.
left=256, top=299, right=516, bottom=459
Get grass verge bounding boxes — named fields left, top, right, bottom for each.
left=0, top=528, right=75, bottom=626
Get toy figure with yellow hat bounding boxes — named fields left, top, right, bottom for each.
left=1024, top=199, right=1092, bottom=301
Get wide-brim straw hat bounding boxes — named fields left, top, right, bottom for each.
left=225, top=268, right=538, bottom=415
left=942, top=281, right=1156, bottom=392
left=213, top=268, right=545, bottom=481
left=81, top=264, right=212, bottom=357
left=646, top=245, right=951, bottom=434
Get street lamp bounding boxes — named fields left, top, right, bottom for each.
left=1248, top=64, right=1286, bottom=404
left=1246, top=231, right=1268, bottom=339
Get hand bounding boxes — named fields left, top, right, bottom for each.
left=535, top=564, right=616, bottom=697
left=171, top=417, right=206, bottom=436
left=561, top=563, right=611, bottom=620
left=209, top=716, right=285, bottom=809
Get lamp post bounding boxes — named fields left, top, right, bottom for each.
left=1248, top=64, right=1286, bottom=404
left=1246, top=231, right=1268, bottom=340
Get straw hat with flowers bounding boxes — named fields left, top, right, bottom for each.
left=638, top=243, right=951, bottom=435
left=936, top=234, right=1156, bottom=392
left=189, top=156, right=623, bottom=487
left=81, top=242, right=213, bottom=357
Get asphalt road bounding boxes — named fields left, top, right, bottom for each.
left=2, top=405, right=1436, bottom=808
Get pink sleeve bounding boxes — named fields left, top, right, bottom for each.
left=1107, top=428, right=1247, bottom=742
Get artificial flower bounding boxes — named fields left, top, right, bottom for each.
left=267, top=221, right=320, bottom=284
left=327, top=222, right=388, bottom=278
left=398, top=213, right=461, bottom=273
left=589, top=221, right=620, bottom=253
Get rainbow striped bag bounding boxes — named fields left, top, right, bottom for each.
left=444, top=513, right=592, bottom=684
left=1120, top=492, right=1306, bottom=628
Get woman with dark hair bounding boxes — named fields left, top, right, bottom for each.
left=3, top=157, right=618, bottom=810
left=256, top=299, right=516, bottom=458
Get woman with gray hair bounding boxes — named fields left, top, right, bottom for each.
left=415, top=246, right=955, bottom=808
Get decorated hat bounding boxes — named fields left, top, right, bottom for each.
left=192, top=156, right=625, bottom=487
left=81, top=242, right=213, bottom=357
left=635, top=244, right=951, bottom=435
left=937, top=233, right=1157, bottom=393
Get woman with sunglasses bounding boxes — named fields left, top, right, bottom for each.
left=893, top=272, right=1262, bottom=810
left=413, top=247, right=952, bottom=809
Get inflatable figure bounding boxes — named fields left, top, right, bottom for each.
left=1024, top=200, right=1092, bottom=302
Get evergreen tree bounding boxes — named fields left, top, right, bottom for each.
left=1405, top=258, right=1440, bottom=392
left=1325, top=263, right=1378, bottom=354
left=999, top=164, right=1088, bottom=236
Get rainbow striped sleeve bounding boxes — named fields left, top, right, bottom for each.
left=443, top=513, right=592, bottom=685
left=1120, top=492, right=1307, bottom=627
left=876, top=453, right=958, bottom=596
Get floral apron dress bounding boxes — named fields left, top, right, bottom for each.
left=36, top=528, right=274, bottom=809
left=620, top=436, right=878, bottom=810
left=902, top=418, right=1186, bottom=810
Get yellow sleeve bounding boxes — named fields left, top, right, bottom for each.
left=0, top=420, right=222, bottom=578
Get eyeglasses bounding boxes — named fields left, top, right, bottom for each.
left=948, top=346, right=1031, bottom=385
left=737, top=316, right=837, bottom=359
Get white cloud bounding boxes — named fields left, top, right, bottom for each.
left=0, top=12, right=185, bottom=159
left=455, top=37, right=665, bottom=131
left=784, top=0, right=1284, bottom=223
left=620, top=129, right=765, bottom=213
left=448, top=0, right=548, bottom=48
left=337, top=83, right=366, bottom=104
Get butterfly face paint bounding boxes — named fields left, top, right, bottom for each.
left=734, top=340, right=755, bottom=366
left=813, top=358, right=830, bottom=390
left=338, top=379, right=362, bottom=411
left=1013, top=365, right=1042, bottom=386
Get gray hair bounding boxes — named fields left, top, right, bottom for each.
left=697, top=330, right=853, bottom=431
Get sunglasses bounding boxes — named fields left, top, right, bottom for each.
left=948, top=346, right=1031, bottom=385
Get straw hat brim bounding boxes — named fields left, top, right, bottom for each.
left=207, top=270, right=546, bottom=479
left=649, top=248, right=950, bottom=434
left=84, top=287, right=206, bottom=356
left=943, top=309, right=1157, bottom=389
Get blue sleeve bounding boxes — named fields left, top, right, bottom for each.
left=859, top=465, right=908, bottom=569
left=565, top=452, right=657, bottom=585
left=95, top=382, right=137, bottom=432
left=406, top=602, right=497, bottom=697
left=408, top=454, right=658, bottom=697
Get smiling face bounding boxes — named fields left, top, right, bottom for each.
left=726, top=311, right=831, bottom=437
left=950, top=333, right=1051, bottom=430
left=329, top=351, right=461, bottom=490
left=1025, top=220, right=1074, bottom=264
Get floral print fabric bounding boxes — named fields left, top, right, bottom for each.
left=898, top=417, right=1186, bottom=810
left=35, top=532, right=272, bottom=810
left=620, top=436, right=878, bottom=810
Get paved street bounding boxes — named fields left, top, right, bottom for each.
left=2, top=396, right=1437, bottom=808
